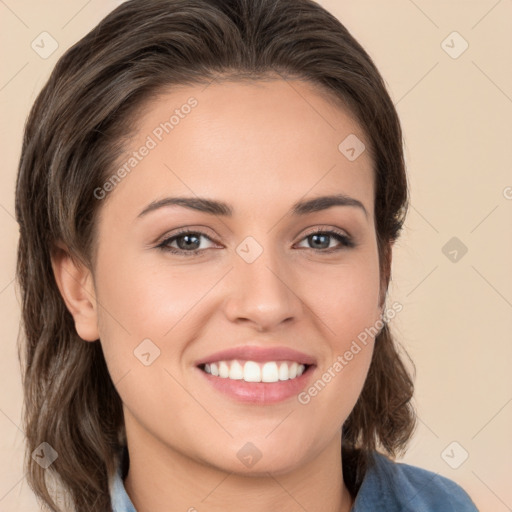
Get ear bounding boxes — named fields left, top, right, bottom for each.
left=51, top=243, right=99, bottom=342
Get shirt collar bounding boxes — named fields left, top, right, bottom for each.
left=109, top=446, right=137, bottom=512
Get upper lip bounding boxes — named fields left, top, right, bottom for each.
left=195, top=346, right=317, bottom=366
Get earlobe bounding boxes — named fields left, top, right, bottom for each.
left=50, top=243, right=99, bottom=342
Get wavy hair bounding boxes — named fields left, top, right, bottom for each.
left=15, top=0, right=415, bottom=510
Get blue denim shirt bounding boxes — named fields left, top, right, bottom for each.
left=109, top=450, right=479, bottom=511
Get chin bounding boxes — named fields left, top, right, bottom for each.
left=202, top=441, right=308, bottom=477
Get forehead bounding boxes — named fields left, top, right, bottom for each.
left=101, top=79, right=375, bottom=221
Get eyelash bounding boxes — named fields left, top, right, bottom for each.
left=155, top=227, right=356, bottom=257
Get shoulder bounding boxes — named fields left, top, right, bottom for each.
left=352, top=451, right=479, bottom=512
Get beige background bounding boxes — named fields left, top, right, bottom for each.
left=1, top=1, right=511, bottom=510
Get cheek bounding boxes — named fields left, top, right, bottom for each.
left=95, top=252, right=212, bottom=337
left=93, top=249, right=230, bottom=392
left=298, top=251, right=382, bottom=343
left=294, top=252, right=381, bottom=421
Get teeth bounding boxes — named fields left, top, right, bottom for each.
left=202, top=360, right=307, bottom=382
left=262, top=361, right=279, bottom=382
left=219, top=361, right=230, bottom=378
left=278, top=362, right=289, bottom=380
left=229, top=360, right=244, bottom=380
left=244, top=361, right=261, bottom=382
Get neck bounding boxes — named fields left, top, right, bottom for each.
left=123, top=423, right=354, bottom=512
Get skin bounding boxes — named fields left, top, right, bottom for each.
left=52, top=79, right=390, bottom=512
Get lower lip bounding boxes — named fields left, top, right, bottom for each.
left=196, top=365, right=316, bottom=404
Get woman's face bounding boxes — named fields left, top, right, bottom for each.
left=91, top=79, right=384, bottom=474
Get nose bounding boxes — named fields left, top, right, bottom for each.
left=222, top=243, right=303, bottom=331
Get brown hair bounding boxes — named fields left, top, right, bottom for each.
left=15, top=0, right=415, bottom=510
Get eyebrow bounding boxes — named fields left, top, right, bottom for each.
left=137, top=193, right=368, bottom=219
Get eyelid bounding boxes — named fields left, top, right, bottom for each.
left=299, top=224, right=351, bottom=240
left=154, top=225, right=218, bottom=246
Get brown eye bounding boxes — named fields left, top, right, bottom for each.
left=157, top=230, right=216, bottom=256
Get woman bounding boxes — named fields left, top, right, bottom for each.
left=15, top=0, right=479, bottom=510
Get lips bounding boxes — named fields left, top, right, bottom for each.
left=194, top=345, right=317, bottom=367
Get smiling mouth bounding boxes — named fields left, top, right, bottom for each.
left=198, top=360, right=313, bottom=383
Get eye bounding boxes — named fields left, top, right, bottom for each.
left=156, top=229, right=217, bottom=256
left=295, top=229, right=355, bottom=252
